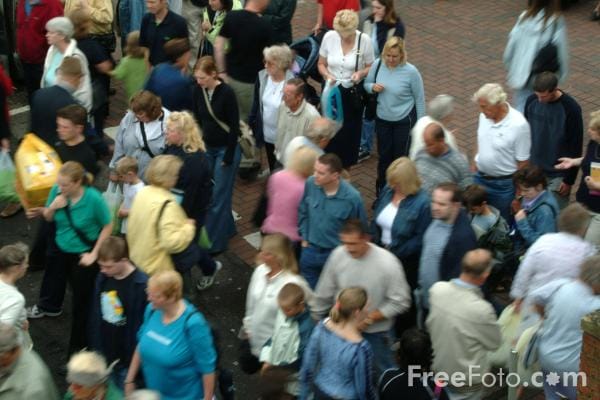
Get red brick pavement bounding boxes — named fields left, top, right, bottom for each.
left=107, top=0, right=600, bottom=269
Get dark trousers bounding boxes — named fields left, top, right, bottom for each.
left=375, top=109, right=416, bottom=194
left=22, top=62, right=43, bottom=104
left=325, top=86, right=363, bottom=168
left=38, top=246, right=99, bottom=354
left=264, top=142, right=278, bottom=173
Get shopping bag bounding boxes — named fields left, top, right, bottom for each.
left=14, top=134, right=62, bottom=208
left=0, top=151, right=20, bottom=202
left=489, top=304, right=522, bottom=368
left=102, top=182, right=123, bottom=235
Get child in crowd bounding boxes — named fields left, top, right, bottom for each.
left=116, top=156, right=145, bottom=236
left=110, top=31, right=149, bottom=100
left=260, top=283, right=315, bottom=397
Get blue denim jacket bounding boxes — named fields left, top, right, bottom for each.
left=298, top=177, right=367, bottom=249
left=371, top=187, right=431, bottom=260
left=515, top=190, right=559, bottom=247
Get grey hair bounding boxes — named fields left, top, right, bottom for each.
left=46, top=17, right=74, bottom=39
left=67, top=351, right=114, bottom=387
left=580, top=255, right=600, bottom=288
left=305, top=117, right=337, bottom=143
left=0, top=323, right=21, bottom=354
left=472, top=83, right=507, bottom=105
left=428, top=94, right=455, bottom=121
left=128, top=390, right=162, bottom=400
left=263, top=44, right=293, bottom=71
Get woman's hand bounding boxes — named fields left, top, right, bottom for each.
left=109, top=172, right=120, bottom=182
left=584, top=176, right=600, bottom=191
left=79, top=252, right=97, bottom=267
left=513, top=298, right=523, bottom=314
left=514, top=209, right=527, bottom=222
left=372, top=83, right=385, bottom=93
left=350, top=71, right=363, bottom=83
left=26, top=207, right=44, bottom=219
left=555, top=157, right=577, bottom=170
left=49, top=194, right=68, bottom=211
left=260, top=363, right=270, bottom=375
left=202, top=20, right=212, bottom=32
left=1, top=138, right=9, bottom=151
left=124, top=381, right=136, bottom=396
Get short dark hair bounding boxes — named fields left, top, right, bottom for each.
left=286, top=77, right=306, bottom=97
left=97, top=236, right=129, bottom=262
left=427, top=123, right=445, bottom=141
left=557, top=202, right=590, bottom=235
left=513, top=166, right=547, bottom=188
left=278, top=282, right=305, bottom=306
left=340, top=219, right=369, bottom=236
left=57, top=104, right=87, bottom=127
left=533, top=71, right=558, bottom=93
left=396, top=329, right=434, bottom=370
left=164, top=38, right=191, bottom=63
left=317, top=153, right=343, bottom=174
left=434, top=182, right=463, bottom=203
left=463, top=184, right=488, bottom=208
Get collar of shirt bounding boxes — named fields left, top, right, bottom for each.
left=522, top=190, right=546, bottom=210
left=286, top=100, right=307, bottom=116
left=452, top=278, right=480, bottom=290
left=264, top=268, right=284, bottom=283
left=488, top=102, right=512, bottom=128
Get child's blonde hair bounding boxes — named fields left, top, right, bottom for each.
left=125, top=31, right=145, bottom=59
left=115, top=156, right=139, bottom=175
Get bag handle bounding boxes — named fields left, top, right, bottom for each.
left=354, top=32, right=362, bottom=73
left=155, top=199, right=172, bottom=242
left=201, top=88, right=231, bottom=134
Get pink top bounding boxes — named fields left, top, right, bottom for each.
left=261, top=170, right=306, bottom=242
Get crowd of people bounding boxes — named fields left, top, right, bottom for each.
left=0, top=0, right=599, bottom=399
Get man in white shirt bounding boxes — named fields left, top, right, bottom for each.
left=473, top=83, right=531, bottom=222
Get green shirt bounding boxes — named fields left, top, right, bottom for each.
left=46, top=185, right=111, bottom=254
left=63, top=380, right=123, bottom=400
left=111, top=56, right=148, bottom=100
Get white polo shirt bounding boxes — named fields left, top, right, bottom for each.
left=475, top=104, right=531, bottom=176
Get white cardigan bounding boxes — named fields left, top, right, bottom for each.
left=41, top=39, right=93, bottom=112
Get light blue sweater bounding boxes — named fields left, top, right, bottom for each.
left=364, top=60, right=425, bottom=122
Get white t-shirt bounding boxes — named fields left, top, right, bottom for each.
left=282, top=136, right=324, bottom=168
left=121, top=181, right=146, bottom=234
left=0, top=280, right=32, bottom=349
left=376, top=202, right=398, bottom=246
left=475, top=104, right=531, bottom=176
left=319, top=30, right=375, bottom=83
left=262, top=77, right=285, bottom=144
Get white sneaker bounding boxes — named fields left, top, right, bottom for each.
left=196, top=261, right=223, bottom=291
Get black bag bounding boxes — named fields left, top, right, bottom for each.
left=238, top=338, right=261, bottom=374
left=190, top=0, right=208, bottom=7
left=346, top=32, right=367, bottom=112
left=252, top=192, right=268, bottom=228
left=364, top=59, right=382, bottom=121
left=156, top=200, right=200, bottom=273
left=530, top=21, right=559, bottom=76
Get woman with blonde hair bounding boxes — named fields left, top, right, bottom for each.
left=125, top=270, right=217, bottom=399
left=300, top=287, right=376, bottom=400
left=262, top=146, right=319, bottom=245
left=318, top=9, right=374, bottom=168
left=241, top=233, right=311, bottom=372
left=25, top=161, right=112, bottom=355
left=364, top=36, right=425, bottom=194
left=164, top=111, right=221, bottom=290
left=249, top=44, right=295, bottom=172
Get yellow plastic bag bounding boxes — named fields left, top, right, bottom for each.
left=489, top=304, right=522, bottom=368
left=14, top=134, right=62, bottom=208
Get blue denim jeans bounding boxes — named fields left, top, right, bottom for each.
left=362, top=331, right=395, bottom=376
left=542, top=370, right=577, bottom=400
left=205, top=145, right=241, bottom=253
left=299, top=245, right=333, bottom=289
left=360, top=117, right=375, bottom=152
left=473, top=172, right=515, bottom=223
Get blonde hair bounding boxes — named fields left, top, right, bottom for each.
left=329, top=287, right=367, bottom=323
left=381, top=36, right=407, bottom=66
left=59, top=161, right=91, bottom=186
left=260, top=233, right=298, bottom=274
left=386, top=157, right=421, bottom=195
left=287, top=146, right=319, bottom=178
left=144, top=155, right=183, bottom=188
left=589, top=110, right=600, bottom=132
left=472, top=83, right=507, bottom=105
left=333, top=9, right=359, bottom=33
left=263, top=45, right=294, bottom=71
left=66, top=351, right=111, bottom=386
left=125, top=31, right=146, bottom=59
left=166, top=111, right=206, bottom=153
left=148, top=270, right=183, bottom=301
left=115, top=156, right=139, bottom=175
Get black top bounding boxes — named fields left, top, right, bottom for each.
left=192, top=82, right=240, bottom=164
left=219, top=10, right=274, bottom=83
left=0, top=84, right=10, bottom=140
left=262, top=0, right=297, bottom=44
left=524, top=91, right=583, bottom=185
left=30, top=85, right=78, bottom=145
left=576, top=140, right=600, bottom=213
left=139, top=11, right=189, bottom=65
left=379, top=368, right=449, bottom=400
left=164, top=145, right=213, bottom=226
left=55, top=140, right=100, bottom=177
left=77, top=37, right=112, bottom=83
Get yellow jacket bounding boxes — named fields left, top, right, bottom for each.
left=127, top=185, right=195, bottom=275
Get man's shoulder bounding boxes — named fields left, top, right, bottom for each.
left=557, top=91, right=582, bottom=113
left=339, top=179, right=362, bottom=199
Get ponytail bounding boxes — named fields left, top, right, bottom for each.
left=329, top=287, right=367, bottom=323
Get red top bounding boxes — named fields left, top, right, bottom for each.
left=318, top=0, right=360, bottom=30
left=16, top=0, right=64, bottom=64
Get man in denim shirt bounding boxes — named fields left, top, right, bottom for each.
left=298, top=153, right=367, bottom=289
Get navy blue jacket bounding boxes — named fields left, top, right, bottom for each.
left=144, top=62, right=194, bottom=112
left=88, top=268, right=149, bottom=367
left=30, top=84, right=78, bottom=145
left=439, top=209, right=477, bottom=281
left=371, top=187, right=431, bottom=260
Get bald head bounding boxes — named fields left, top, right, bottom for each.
left=423, top=123, right=447, bottom=157
left=461, top=249, right=492, bottom=278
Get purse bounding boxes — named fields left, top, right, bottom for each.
left=364, top=59, right=382, bottom=121
left=201, top=88, right=256, bottom=159
left=156, top=199, right=200, bottom=273
left=347, top=33, right=367, bottom=112
left=530, top=20, right=559, bottom=77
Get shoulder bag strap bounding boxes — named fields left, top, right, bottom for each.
left=155, top=199, right=172, bottom=241
left=139, top=121, right=156, bottom=158
left=201, top=88, right=231, bottom=134
left=373, top=58, right=382, bottom=82
left=355, top=32, right=362, bottom=73
left=62, top=204, right=96, bottom=248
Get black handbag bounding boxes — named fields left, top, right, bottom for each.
left=364, top=59, right=382, bottom=121
left=530, top=20, right=559, bottom=76
left=346, top=33, right=367, bottom=112
left=156, top=200, right=200, bottom=273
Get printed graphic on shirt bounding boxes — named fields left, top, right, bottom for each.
left=101, top=290, right=127, bottom=326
